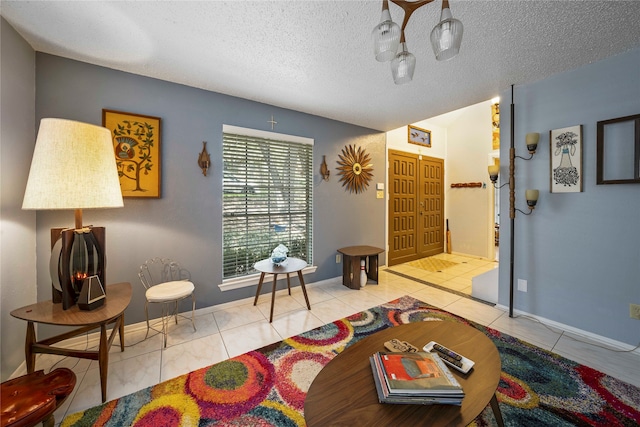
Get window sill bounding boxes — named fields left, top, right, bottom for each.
left=218, top=265, right=318, bottom=292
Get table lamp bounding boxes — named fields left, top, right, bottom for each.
left=22, top=118, right=123, bottom=309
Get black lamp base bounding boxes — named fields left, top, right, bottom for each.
left=51, top=227, right=106, bottom=310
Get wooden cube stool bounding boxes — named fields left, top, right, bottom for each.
left=1, top=368, right=76, bottom=427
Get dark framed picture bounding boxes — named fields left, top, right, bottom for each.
left=103, top=109, right=162, bottom=198
left=596, top=114, right=640, bottom=185
left=408, top=125, right=431, bottom=147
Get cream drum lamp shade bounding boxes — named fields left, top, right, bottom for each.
left=22, top=118, right=123, bottom=211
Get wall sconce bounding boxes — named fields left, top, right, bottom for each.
left=526, top=132, right=539, bottom=155
left=488, top=126, right=540, bottom=215
left=525, top=189, right=539, bottom=210
left=198, top=141, right=211, bottom=176
left=488, top=164, right=500, bottom=184
left=510, top=132, right=539, bottom=216
left=320, top=155, right=330, bottom=181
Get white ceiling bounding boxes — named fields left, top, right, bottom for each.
left=2, top=1, right=639, bottom=132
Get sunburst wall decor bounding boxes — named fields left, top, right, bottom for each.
left=336, top=144, right=374, bottom=194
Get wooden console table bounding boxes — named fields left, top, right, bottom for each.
left=305, top=321, right=504, bottom=426
left=10, top=282, right=132, bottom=403
left=337, top=246, right=384, bottom=289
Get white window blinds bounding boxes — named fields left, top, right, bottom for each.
left=222, top=128, right=313, bottom=280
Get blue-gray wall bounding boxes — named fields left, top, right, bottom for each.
left=33, top=53, right=386, bottom=336
left=0, top=18, right=37, bottom=381
left=498, top=48, right=640, bottom=345
left=3, top=19, right=639, bottom=381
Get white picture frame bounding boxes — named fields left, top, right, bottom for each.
left=550, top=125, right=583, bottom=193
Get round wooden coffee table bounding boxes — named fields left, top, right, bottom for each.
left=304, top=321, right=504, bottom=427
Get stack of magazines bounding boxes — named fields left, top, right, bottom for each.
left=369, top=351, right=465, bottom=405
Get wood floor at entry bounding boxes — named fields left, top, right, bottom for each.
left=388, top=150, right=444, bottom=266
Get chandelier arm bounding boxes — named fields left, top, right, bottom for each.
left=390, top=0, right=436, bottom=31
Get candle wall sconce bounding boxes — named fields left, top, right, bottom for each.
left=320, top=155, right=330, bottom=181
left=198, top=141, right=211, bottom=176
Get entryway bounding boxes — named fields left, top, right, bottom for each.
left=388, top=150, right=444, bottom=266
left=386, top=253, right=498, bottom=297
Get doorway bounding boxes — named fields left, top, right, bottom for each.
left=388, top=150, right=444, bottom=266
left=488, top=153, right=500, bottom=261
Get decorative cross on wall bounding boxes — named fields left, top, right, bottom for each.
left=268, top=115, right=277, bottom=130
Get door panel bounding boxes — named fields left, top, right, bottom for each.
left=389, top=151, right=417, bottom=264
left=388, top=150, right=444, bottom=266
left=419, top=158, right=444, bottom=257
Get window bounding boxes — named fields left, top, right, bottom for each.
left=222, top=125, right=313, bottom=280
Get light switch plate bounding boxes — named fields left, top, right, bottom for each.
left=517, top=279, right=527, bottom=292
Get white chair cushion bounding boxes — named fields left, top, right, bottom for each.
left=146, top=280, right=195, bottom=303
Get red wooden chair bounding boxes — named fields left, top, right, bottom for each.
left=1, top=368, right=76, bottom=427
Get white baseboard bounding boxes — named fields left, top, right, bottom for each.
left=495, top=304, right=640, bottom=354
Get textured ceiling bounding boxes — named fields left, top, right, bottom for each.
left=2, top=1, right=639, bottom=132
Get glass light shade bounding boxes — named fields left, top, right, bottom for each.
left=488, top=164, right=500, bottom=181
left=22, top=118, right=124, bottom=211
left=526, top=132, right=540, bottom=153
left=372, top=8, right=401, bottom=62
left=430, top=6, right=463, bottom=61
left=525, top=189, right=539, bottom=201
left=525, top=189, right=539, bottom=208
left=391, top=42, right=416, bottom=85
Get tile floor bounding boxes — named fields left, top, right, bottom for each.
left=387, top=252, right=499, bottom=296
left=15, top=254, right=639, bottom=425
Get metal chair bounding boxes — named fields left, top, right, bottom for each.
left=138, top=257, right=196, bottom=347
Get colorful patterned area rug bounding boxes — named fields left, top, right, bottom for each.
left=406, top=257, right=458, bottom=272
left=62, top=296, right=640, bottom=426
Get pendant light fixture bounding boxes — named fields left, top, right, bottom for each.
left=431, top=0, right=464, bottom=61
left=372, top=0, right=401, bottom=62
left=391, top=34, right=416, bottom=85
left=372, top=0, right=463, bottom=85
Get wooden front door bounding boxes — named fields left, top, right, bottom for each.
left=388, top=150, right=444, bottom=266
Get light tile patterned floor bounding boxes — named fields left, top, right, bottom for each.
left=12, top=254, right=639, bottom=425
left=388, top=253, right=498, bottom=296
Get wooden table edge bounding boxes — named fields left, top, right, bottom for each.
left=304, top=321, right=502, bottom=427
left=10, top=282, right=132, bottom=403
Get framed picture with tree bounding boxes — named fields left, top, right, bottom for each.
left=103, top=109, right=162, bottom=198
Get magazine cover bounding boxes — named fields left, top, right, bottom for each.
left=377, top=352, right=463, bottom=393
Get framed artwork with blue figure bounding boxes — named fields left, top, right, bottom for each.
left=550, top=125, right=583, bottom=193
